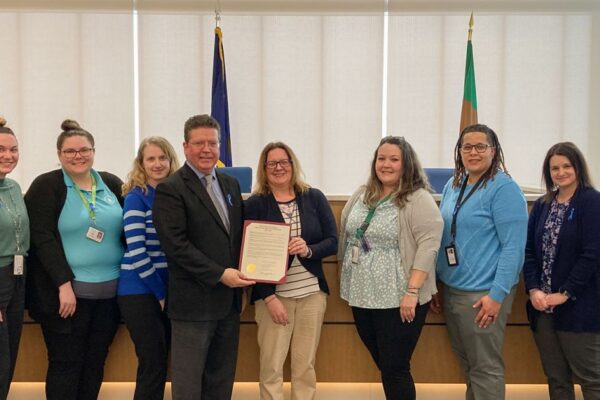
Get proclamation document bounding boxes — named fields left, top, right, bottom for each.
left=239, top=220, right=291, bottom=284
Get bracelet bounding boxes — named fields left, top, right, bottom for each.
left=405, top=292, right=419, bottom=297
left=407, top=285, right=421, bottom=291
left=305, top=247, right=313, bottom=259
left=264, top=296, right=276, bottom=304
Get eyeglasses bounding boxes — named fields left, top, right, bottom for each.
left=188, top=140, right=219, bottom=149
left=61, top=147, right=94, bottom=159
left=460, top=143, right=494, bottom=153
left=265, top=159, right=292, bottom=170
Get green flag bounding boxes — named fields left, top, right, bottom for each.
left=460, top=15, right=478, bottom=132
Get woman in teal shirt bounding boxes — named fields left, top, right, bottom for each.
left=0, top=117, right=29, bottom=400
left=25, top=120, right=124, bottom=400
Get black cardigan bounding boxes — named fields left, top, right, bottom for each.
left=244, top=188, right=338, bottom=303
left=24, top=169, right=123, bottom=323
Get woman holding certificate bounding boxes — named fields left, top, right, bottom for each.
left=434, top=124, right=528, bottom=400
left=523, top=142, right=600, bottom=399
left=245, top=142, right=337, bottom=400
left=339, top=136, right=443, bottom=400
left=25, top=120, right=124, bottom=400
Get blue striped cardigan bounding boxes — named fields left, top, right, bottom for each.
left=117, top=185, right=168, bottom=300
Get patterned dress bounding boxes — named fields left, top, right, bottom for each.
left=340, top=197, right=407, bottom=309
left=540, top=199, right=570, bottom=294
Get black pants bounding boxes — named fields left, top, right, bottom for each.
left=352, top=302, right=429, bottom=400
left=118, top=294, right=170, bottom=400
left=0, top=266, right=24, bottom=400
left=41, top=297, right=120, bottom=400
left=171, top=309, right=240, bottom=400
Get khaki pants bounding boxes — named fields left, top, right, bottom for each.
left=443, top=286, right=516, bottom=400
left=255, top=291, right=327, bottom=400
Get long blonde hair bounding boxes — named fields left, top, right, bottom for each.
left=363, top=136, right=431, bottom=208
left=122, top=136, right=180, bottom=195
left=253, top=142, right=310, bottom=196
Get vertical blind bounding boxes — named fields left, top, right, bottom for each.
left=0, top=4, right=597, bottom=192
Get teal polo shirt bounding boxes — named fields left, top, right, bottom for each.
left=58, top=169, right=124, bottom=283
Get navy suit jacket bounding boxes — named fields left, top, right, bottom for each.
left=153, top=164, right=243, bottom=321
left=244, top=188, right=338, bottom=303
left=523, top=187, right=600, bottom=332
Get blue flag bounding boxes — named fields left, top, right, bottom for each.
left=211, top=27, right=232, bottom=167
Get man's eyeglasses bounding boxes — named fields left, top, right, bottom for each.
left=61, top=148, right=94, bottom=159
left=265, top=159, right=292, bottom=170
left=460, top=143, right=494, bottom=153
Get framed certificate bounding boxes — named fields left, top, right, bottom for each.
left=239, top=220, right=291, bottom=284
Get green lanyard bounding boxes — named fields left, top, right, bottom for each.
left=355, top=194, right=391, bottom=240
left=74, top=174, right=97, bottom=225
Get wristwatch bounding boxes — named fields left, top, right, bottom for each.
left=560, top=288, right=573, bottom=300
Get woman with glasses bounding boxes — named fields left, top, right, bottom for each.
left=433, top=124, right=528, bottom=400
left=0, top=117, right=29, bottom=400
left=244, top=142, right=337, bottom=400
left=117, top=137, right=179, bottom=400
left=523, top=142, right=600, bottom=400
left=339, top=136, right=443, bottom=400
left=25, top=119, right=124, bottom=400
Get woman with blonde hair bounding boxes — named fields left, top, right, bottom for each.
left=245, top=142, right=337, bottom=400
left=117, top=136, right=179, bottom=400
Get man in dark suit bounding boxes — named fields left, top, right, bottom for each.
left=153, top=114, right=254, bottom=400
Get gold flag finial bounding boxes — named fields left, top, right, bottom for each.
left=468, top=12, right=474, bottom=41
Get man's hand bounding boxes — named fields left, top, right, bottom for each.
left=220, top=268, right=256, bottom=288
left=430, top=293, right=443, bottom=314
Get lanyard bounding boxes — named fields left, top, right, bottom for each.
left=450, top=176, right=483, bottom=243
left=74, top=174, right=98, bottom=225
left=0, top=187, right=22, bottom=253
left=355, top=194, right=391, bottom=240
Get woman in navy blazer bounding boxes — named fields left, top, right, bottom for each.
left=245, top=142, right=337, bottom=400
left=524, top=142, right=600, bottom=400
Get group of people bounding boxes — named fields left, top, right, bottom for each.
left=0, top=113, right=598, bottom=400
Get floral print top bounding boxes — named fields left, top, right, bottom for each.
left=540, top=199, right=570, bottom=293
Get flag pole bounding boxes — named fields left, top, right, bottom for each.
left=468, top=11, right=473, bottom=41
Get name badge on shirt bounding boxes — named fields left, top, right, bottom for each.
left=13, top=255, right=24, bottom=276
left=86, top=226, right=105, bottom=243
left=351, top=245, right=360, bottom=264
left=445, top=245, right=458, bottom=267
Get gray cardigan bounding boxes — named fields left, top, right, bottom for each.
left=338, top=187, right=443, bottom=305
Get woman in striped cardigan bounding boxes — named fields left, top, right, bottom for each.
left=117, top=137, right=179, bottom=400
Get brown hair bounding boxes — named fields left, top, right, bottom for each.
left=0, top=117, right=15, bottom=135
left=541, top=142, right=594, bottom=203
left=56, top=119, right=95, bottom=150
left=363, top=136, right=431, bottom=208
left=184, top=114, right=221, bottom=142
left=451, top=123, right=508, bottom=188
left=253, top=142, right=310, bottom=196
left=122, top=136, right=181, bottom=195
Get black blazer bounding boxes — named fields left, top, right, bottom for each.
left=24, top=169, right=124, bottom=323
left=244, top=188, right=338, bottom=303
left=153, top=164, right=243, bottom=321
left=523, top=187, right=600, bottom=332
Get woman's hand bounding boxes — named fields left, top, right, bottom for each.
left=58, top=281, right=77, bottom=319
left=529, top=289, right=549, bottom=312
left=288, top=237, right=310, bottom=258
left=400, top=295, right=418, bottom=323
left=159, top=299, right=165, bottom=311
left=430, top=293, right=443, bottom=314
left=546, top=292, right=569, bottom=309
left=265, top=296, right=289, bottom=326
left=473, top=295, right=501, bottom=328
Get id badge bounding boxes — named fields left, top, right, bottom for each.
left=445, top=245, right=458, bottom=267
left=86, top=226, right=105, bottom=243
left=13, top=255, right=24, bottom=276
left=351, top=245, right=360, bottom=264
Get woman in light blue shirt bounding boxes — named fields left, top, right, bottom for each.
left=434, top=124, right=528, bottom=400
left=25, top=119, right=124, bottom=400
